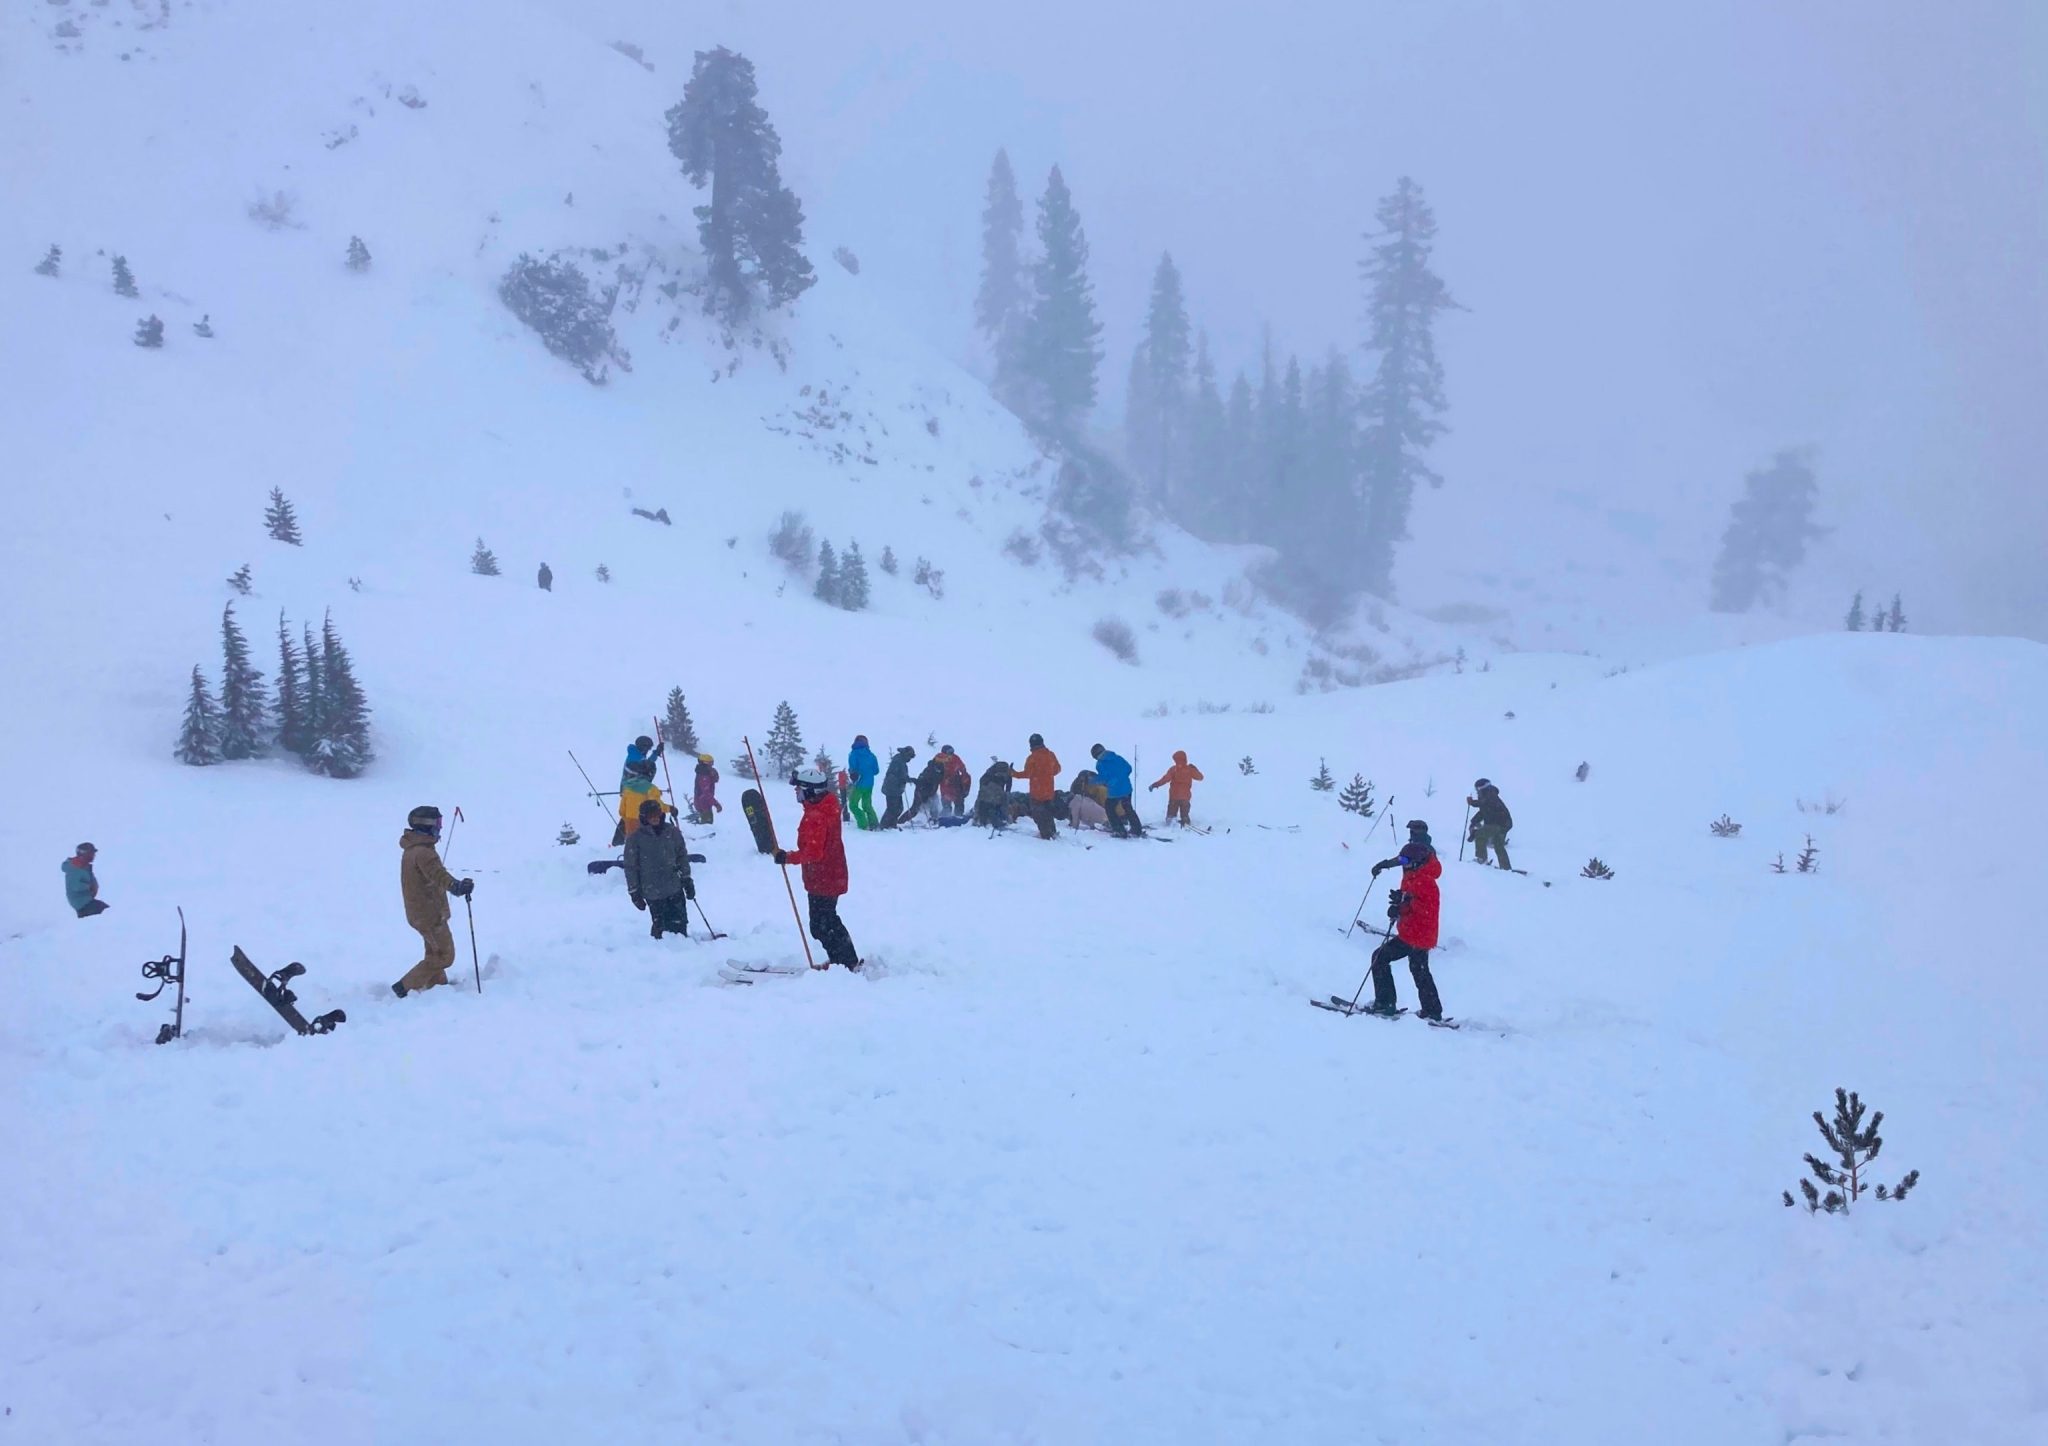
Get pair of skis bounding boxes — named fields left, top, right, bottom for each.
left=1309, top=998, right=1461, bottom=1029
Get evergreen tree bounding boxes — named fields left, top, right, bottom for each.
left=813, top=748, right=836, bottom=775
left=215, top=602, right=266, bottom=760
left=1017, top=166, right=1102, bottom=433
left=175, top=665, right=222, bottom=766
left=665, top=47, right=815, bottom=321
left=1886, top=594, right=1906, bottom=633
left=1845, top=591, right=1866, bottom=631
left=264, top=487, right=303, bottom=545
left=1127, top=252, right=1192, bottom=506
left=813, top=539, right=841, bottom=605
left=111, top=254, right=137, bottom=297
left=133, top=315, right=164, bottom=348
left=1310, top=758, right=1335, bottom=792
left=975, top=148, right=1028, bottom=389
left=1784, top=1088, right=1919, bottom=1214
left=1182, top=333, right=1227, bottom=537
left=763, top=701, right=805, bottom=778
left=1338, top=773, right=1376, bottom=817
left=879, top=544, right=898, bottom=575
left=34, top=244, right=60, bottom=278
left=471, top=538, right=501, bottom=576
left=1220, top=371, right=1257, bottom=541
left=1708, top=447, right=1826, bottom=613
left=301, top=622, right=324, bottom=747
left=309, top=611, right=373, bottom=778
left=839, top=541, right=870, bottom=610
left=595, top=564, right=611, bottom=583
left=1356, top=177, right=1459, bottom=598
left=1291, top=351, right=1360, bottom=615
left=662, top=688, right=699, bottom=755
left=227, top=563, right=253, bottom=596
left=557, top=822, right=581, bottom=847
left=274, top=611, right=311, bottom=756
left=346, top=236, right=371, bottom=272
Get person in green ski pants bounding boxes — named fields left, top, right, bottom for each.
left=846, top=734, right=880, bottom=830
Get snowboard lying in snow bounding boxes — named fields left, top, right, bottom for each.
left=229, top=946, right=346, bottom=1035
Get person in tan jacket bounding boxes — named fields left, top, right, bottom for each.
left=393, top=804, right=473, bottom=997
left=1149, top=750, right=1205, bottom=827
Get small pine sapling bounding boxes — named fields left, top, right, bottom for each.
left=227, top=564, right=253, bottom=596
left=814, top=539, right=841, bottom=605
left=471, top=538, right=501, bottom=576
left=813, top=749, right=836, bottom=775
left=346, top=236, right=372, bottom=272
left=1709, top=814, right=1742, bottom=838
left=728, top=751, right=758, bottom=784
left=1309, top=759, right=1335, bottom=792
left=1795, top=835, right=1819, bottom=873
left=879, top=545, right=898, bottom=575
left=1239, top=755, right=1256, bottom=776
left=1783, top=1088, right=1919, bottom=1214
left=1580, top=856, right=1615, bottom=880
left=1338, top=774, right=1376, bottom=817
left=35, top=244, right=61, bottom=278
left=596, top=564, right=611, bottom=582
left=193, top=314, right=214, bottom=338
left=1575, top=761, right=1590, bottom=782
left=264, top=487, right=303, bottom=544
left=839, top=541, right=871, bottom=610
left=662, top=688, right=698, bottom=755
left=133, top=315, right=165, bottom=348
left=174, top=665, right=222, bottom=765
left=111, top=254, right=138, bottom=297
left=1845, top=591, right=1866, bottom=632
left=763, top=701, right=805, bottom=779
left=1769, top=852, right=1787, bottom=874
left=557, top=822, right=580, bottom=847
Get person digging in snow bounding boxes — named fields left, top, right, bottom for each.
left=903, top=755, right=945, bottom=825
left=775, top=768, right=861, bottom=969
left=62, top=842, right=108, bottom=918
left=1364, top=820, right=1446, bottom=1020
left=937, top=744, right=972, bottom=819
left=1089, top=744, right=1141, bottom=838
left=846, top=735, right=880, bottom=830
left=974, top=759, right=1015, bottom=829
left=1466, top=778, right=1514, bottom=870
left=1007, top=734, right=1062, bottom=839
left=1150, top=750, right=1205, bottom=827
left=879, top=745, right=916, bottom=829
left=393, top=805, right=474, bottom=997
left=691, top=753, right=721, bottom=825
left=624, top=798, right=695, bottom=940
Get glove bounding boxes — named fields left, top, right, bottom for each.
left=454, top=878, right=475, bottom=898
left=1370, top=863, right=1385, bottom=879
left=1149, top=782, right=1160, bottom=791
left=651, top=741, right=665, bottom=760
left=684, top=877, right=696, bottom=899
left=773, top=849, right=788, bottom=866
left=631, top=893, right=646, bottom=910
left=687, top=853, right=706, bottom=864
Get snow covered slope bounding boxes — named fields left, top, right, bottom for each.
left=4, top=5, right=2046, bottom=1444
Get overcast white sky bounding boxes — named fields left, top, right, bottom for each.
left=577, top=0, right=2046, bottom=636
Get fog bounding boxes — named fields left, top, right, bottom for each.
left=572, top=0, right=2045, bottom=638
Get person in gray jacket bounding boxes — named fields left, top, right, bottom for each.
left=623, top=799, right=695, bottom=939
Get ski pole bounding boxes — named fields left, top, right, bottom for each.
left=1458, top=798, right=1472, bottom=862
left=443, top=805, right=465, bottom=867
left=744, top=735, right=818, bottom=971
left=1340, top=795, right=1393, bottom=939
left=568, top=750, right=617, bottom=825
left=464, top=894, right=482, bottom=993
left=690, top=896, right=727, bottom=941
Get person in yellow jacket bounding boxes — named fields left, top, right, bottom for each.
left=393, top=804, right=472, bottom=997
left=1149, top=750, right=1206, bottom=827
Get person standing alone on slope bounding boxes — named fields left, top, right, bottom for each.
left=393, top=805, right=474, bottom=997
left=846, top=735, right=879, bottom=830
left=1365, top=820, right=1446, bottom=1021
left=1009, top=734, right=1062, bottom=839
left=691, top=753, right=721, bottom=825
left=1467, top=778, right=1514, bottom=870
left=62, top=842, right=107, bottom=917
left=1150, top=751, right=1205, bottom=827
left=776, top=768, right=861, bottom=970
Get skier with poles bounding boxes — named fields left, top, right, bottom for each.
left=1363, top=821, right=1446, bottom=1021
left=624, top=799, right=695, bottom=940
left=1466, top=778, right=1514, bottom=870
left=774, top=768, right=861, bottom=970
left=392, top=805, right=474, bottom=997
left=846, top=735, right=879, bottom=830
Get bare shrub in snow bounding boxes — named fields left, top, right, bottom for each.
left=768, top=511, right=815, bottom=571
left=247, top=189, right=303, bottom=231
left=1091, top=617, right=1138, bottom=664
left=1709, top=814, right=1742, bottom=838
left=1003, top=530, right=1042, bottom=567
left=1796, top=792, right=1847, bottom=816
left=1156, top=588, right=1189, bottom=618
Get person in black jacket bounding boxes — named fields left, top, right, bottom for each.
left=1467, top=778, right=1514, bottom=870
left=879, top=745, right=916, bottom=829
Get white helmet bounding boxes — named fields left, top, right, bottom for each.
left=791, top=767, right=830, bottom=796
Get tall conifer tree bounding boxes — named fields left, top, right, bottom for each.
left=975, top=148, right=1028, bottom=389
left=1019, top=166, right=1102, bottom=434
left=216, top=602, right=266, bottom=760
left=1709, top=447, right=1826, bottom=613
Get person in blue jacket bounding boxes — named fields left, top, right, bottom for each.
left=1089, top=744, right=1141, bottom=838
left=846, top=735, right=879, bottom=830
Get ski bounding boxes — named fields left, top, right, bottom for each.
left=1311, top=997, right=1404, bottom=1018
left=228, top=946, right=345, bottom=1035
left=717, top=961, right=807, bottom=986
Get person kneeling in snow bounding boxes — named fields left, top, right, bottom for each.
left=1066, top=790, right=1109, bottom=830
left=393, top=805, right=473, bottom=997
left=775, top=768, right=861, bottom=970
left=1365, top=821, right=1446, bottom=1021
left=63, top=842, right=108, bottom=918
left=624, top=799, right=695, bottom=940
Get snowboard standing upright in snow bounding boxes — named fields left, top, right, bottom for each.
left=740, top=788, right=777, bottom=854
left=775, top=769, right=860, bottom=969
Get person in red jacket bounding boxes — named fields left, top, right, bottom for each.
left=774, top=768, right=860, bottom=970
left=936, top=744, right=972, bottom=819
left=1365, top=820, right=1446, bottom=1020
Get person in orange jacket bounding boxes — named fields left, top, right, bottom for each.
left=1006, top=733, right=1061, bottom=839
left=1149, top=750, right=1205, bottom=827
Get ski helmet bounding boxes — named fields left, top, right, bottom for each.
left=1090, top=743, right=1105, bottom=759
left=76, top=842, right=96, bottom=856
left=791, top=767, right=831, bottom=798
left=697, top=753, right=713, bottom=765
left=1474, top=778, right=1492, bottom=792
left=1407, top=819, right=1430, bottom=836
left=1029, top=733, right=1045, bottom=749
left=635, top=735, right=654, bottom=752
left=940, top=744, right=954, bottom=756
left=854, top=734, right=869, bottom=747
left=408, top=804, right=443, bottom=831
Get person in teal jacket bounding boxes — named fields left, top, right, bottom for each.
left=846, top=735, right=880, bottom=830
left=63, top=843, right=107, bottom=917
left=1089, top=745, right=1141, bottom=838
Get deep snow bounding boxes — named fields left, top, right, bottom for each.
left=3, top=4, right=2045, bottom=1443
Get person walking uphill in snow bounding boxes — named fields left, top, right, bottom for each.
left=937, top=744, right=972, bottom=819
left=1150, top=751, right=1205, bottom=827
left=1364, top=821, right=1446, bottom=1021
left=879, top=745, right=916, bottom=829
left=1089, top=744, right=1140, bottom=838
left=624, top=799, right=695, bottom=940
left=691, top=754, right=722, bottom=825
left=62, top=843, right=107, bottom=918
left=846, top=735, right=879, bottom=830
left=1466, top=778, right=1514, bottom=870
left=1008, top=734, right=1062, bottom=839
left=775, top=768, right=861, bottom=970
left=393, top=805, right=474, bottom=997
